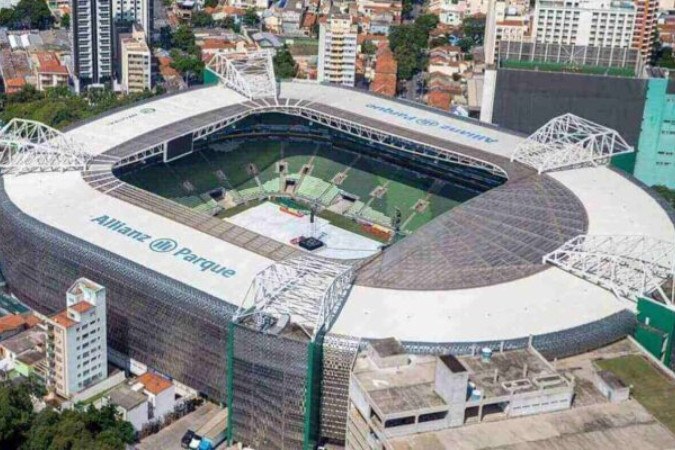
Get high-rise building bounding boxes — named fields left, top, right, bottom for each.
left=533, top=0, right=636, bottom=48
left=113, top=0, right=152, bottom=40
left=120, top=25, right=152, bottom=93
left=72, top=0, right=113, bottom=89
left=318, top=13, right=358, bottom=86
left=632, top=0, right=657, bottom=60
left=46, top=278, right=108, bottom=399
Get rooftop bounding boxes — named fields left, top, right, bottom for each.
left=136, top=372, right=173, bottom=395
left=0, top=329, right=45, bottom=356
left=109, top=384, right=147, bottom=411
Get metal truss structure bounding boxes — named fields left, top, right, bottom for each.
left=206, top=50, right=277, bottom=99
left=511, top=113, right=633, bottom=174
left=0, top=119, right=91, bottom=174
left=235, top=255, right=354, bottom=340
left=544, top=235, right=675, bottom=304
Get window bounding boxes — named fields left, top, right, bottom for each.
left=384, top=416, right=416, bottom=428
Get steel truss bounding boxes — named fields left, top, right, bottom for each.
left=206, top=50, right=277, bottom=99
left=109, top=104, right=509, bottom=178
left=544, top=235, right=675, bottom=304
left=511, top=113, right=633, bottom=174
left=0, top=119, right=91, bottom=174
left=234, top=255, right=354, bottom=340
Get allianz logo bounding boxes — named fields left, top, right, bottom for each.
left=91, top=215, right=236, bottom=278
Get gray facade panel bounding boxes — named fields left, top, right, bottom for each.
left=0, top=178, right=234, bottom=401
left=492, top=69, right=648, bottom=145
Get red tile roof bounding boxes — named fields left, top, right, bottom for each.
left=70, top=301, right=93, bottom=314
left=137, top=372, right=173, bottom=395
left=36, top=52, right=68, bottom=75
left=52, top=311, right=77, bottom=329
left=0, top=315, right=28, bottom=334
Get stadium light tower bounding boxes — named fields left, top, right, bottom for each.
left=511, top=113, right=634, bottom=173
left=206, top=50, right=277, bottom=100
left=0, top=119, right=91, bottom=174
left=233, top=255, right=355, bottom=340
left=544, top=235, right=675, bottom=305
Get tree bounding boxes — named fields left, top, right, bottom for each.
left=223, top=16, right=239, bottom=32
left=361, top=40, right=378, bottom=56
left=273, top=45, right=297, bottom=79
left=203, top=0, right=218, bottom=7
left=243, top=7, right=258, bottom=27
left=0, top=380, right=34, bottom=449
left=13, top=0, right=54, bottom=29
left=414, top=14, right=439, bottom=36
left=60, top=12, right=69, bottom=29
left=171, top=25, right=198, bottom=54
left=191, top=11, right=214, bottom=27
left=654, top=185, right=675, bottom=209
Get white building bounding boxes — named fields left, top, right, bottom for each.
left=532, top=0, right=636, bottom=48
left=318, top=13, right=358, bottom=86
left=46, top=278, right=108, bottom=399
left=120, top=25, right=152, bottom=93
left=113, top=0, right=151, bottom=38
left=72, top=0, right=112, bottom=88
left=133, top=371, right=176, bottom=421
left=429, top=0, right=468, bottom=26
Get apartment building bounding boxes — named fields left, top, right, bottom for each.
left=632, top=0, right=657, bottom=60
left=46, top=278, right=108, bottom=399
left=318, top=13, right=358, bottom=86
left=429, top=0, right=468, bottom=26
left=533, top=0, right=636, bottom=48
left=34, top=52, right=70, bottom=91
left=72, top=0, right=112, bottom=88
left=120, top=25, right=151, bottom=93
left=113, top=0, right=152, bottom=38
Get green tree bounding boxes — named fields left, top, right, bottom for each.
left=191, top=11, right=214, bottom=27
left=0, top=380, right=34, bottom=449
left=60, top=12, right=70, bottom=28
left=243, top=7, right=258, bottom=26
left=171, top=25, right=198, bottom=54
left=654, top=185, right=675, bottom=209
left=273, top=45, right=297, bottom=79
left=203, top=0, right=218, bottom=6
left=13, top=0, right=55, bottom=29
left=361, top=40, right=378, bottom=55
left=414, top=14, right=439, bottom=36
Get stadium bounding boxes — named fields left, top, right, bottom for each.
left=0, top=52, right=673, bottom=448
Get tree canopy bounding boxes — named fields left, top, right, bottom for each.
left=1, top=85, right=157, bottom=129
left=273, top=45, right=297, bottom=79
left=388, top=14, right=439, bottom=80
left=0, top=0, right=55, bottom=30
left=243, top=7, right=258, bottom=26
left=0, top=378, right=132, bottom=450
left=654, top=185, right=675, bottom=209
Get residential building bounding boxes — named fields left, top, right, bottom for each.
left=0, top=313, right=40, bottom=342
left=632, top=0, right=658, bottom=59
left=280, top=0, right=306, bottom=35
left=113, top=0, right=152, bottom=38
left=33, top=52, right=70, bottom=91
left=0, top=48, right=30, bottom=93
left=532, top=0, right=636, bottom=48
left=429, top=0, right=468, bottom=26
left=120, top=25, right=152, bottom=93
left=72, top=0, right=112, bottom=88
left=45, top=278, right=108, bottom=399
left=370, top=44, right=397, bottom=96
left=104, top=372, right=175, bottom=431
left=318, top=13, right=358, bottom=86
left=133, top=371, right=176, bottom=420
left=0, top=329, right=47, bottom=381
left=346, top=339, right=574, bottom=449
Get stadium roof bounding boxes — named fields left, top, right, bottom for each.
left=2, top=82, right=673, bottom=344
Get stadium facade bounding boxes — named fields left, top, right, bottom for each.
left=0, top=63, right=673, bottom=448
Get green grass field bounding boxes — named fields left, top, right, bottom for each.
left=596, top=354, right=675, bottom=433
left=121, top=140, right=468, bottom=233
